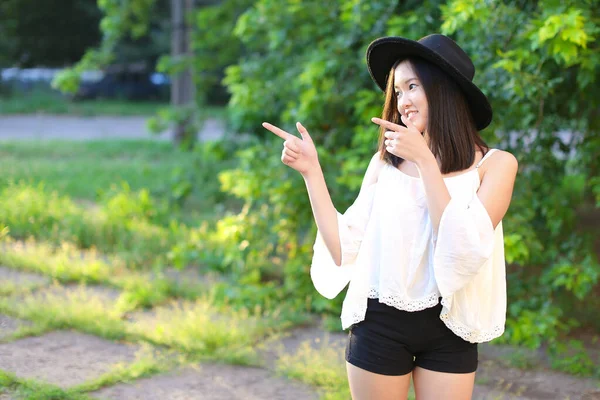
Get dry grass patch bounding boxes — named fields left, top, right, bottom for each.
left=73, top=343, right=185, bottom=393
left=0, top=238, right=121, bottom=285
left=0, top=238, right=215, bottom=313
left=275, top=337, right=351, bottom=400
left=127, top=296, right=282, bottom=365
left=0, top=370, right=94, bottom=400
left=275, top=336, right=417, bottom=400
left=0, top=283, right=127, bottom=340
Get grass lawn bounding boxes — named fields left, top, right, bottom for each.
left=0, top=140, right=193, bottom=199
left=0, top=140, right=239, bottom=223
left=0, top=89, right=167, bottom=116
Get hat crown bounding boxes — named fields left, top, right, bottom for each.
left=418, top=34, right=475, bottom=81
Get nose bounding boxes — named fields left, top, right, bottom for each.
left=398, top=92, right=411, bottom=112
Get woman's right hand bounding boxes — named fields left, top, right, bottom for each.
left=262, top=121, right=320, bottom=177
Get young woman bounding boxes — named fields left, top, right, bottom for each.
left=263, top=34, right=518, bottom=400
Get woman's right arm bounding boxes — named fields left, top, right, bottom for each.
left=302, top=166, right=343, bottom=265
left=262, top=120, right=383, bottom=267
left=303, top=151, right=383, bottom=266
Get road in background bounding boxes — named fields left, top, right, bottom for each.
left=0, top=115, right=226, bottom=141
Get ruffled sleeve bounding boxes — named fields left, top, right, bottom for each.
left=433, top=194, right=495, bottom=298
left=310, top=183, right=377, bottom=299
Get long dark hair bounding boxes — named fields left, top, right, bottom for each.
left=377, top=57, right=489, bottom=174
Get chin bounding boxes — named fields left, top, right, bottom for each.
left=413, top=121, right=426, bottom=133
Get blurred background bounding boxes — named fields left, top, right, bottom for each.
left=0, top=0, right=598, bottom=399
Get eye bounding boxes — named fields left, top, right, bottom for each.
left=395, top=90, right=401, bottom=97
left=409, top=83, right=417, bottom=90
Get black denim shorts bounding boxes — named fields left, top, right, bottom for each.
left=345, top=297, right=478, bottom=376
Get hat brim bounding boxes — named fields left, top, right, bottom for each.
left=366, top=37, right=492, bottom=131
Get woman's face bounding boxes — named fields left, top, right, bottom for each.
left=394, top=60, right=428, bottom=134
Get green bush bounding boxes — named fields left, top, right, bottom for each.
left=219, top=0, right=600, bottom=349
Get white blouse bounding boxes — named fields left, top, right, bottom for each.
left=310, top=149, right=506, bottom=343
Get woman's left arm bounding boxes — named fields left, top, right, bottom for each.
left=470, top=151, right=518, bottom=228
left=418, top=150, right=518, bottom=232
left=421, top=151, right=518, bottom=297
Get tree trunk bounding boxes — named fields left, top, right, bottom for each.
left=171, top=0, right=195, bottom=146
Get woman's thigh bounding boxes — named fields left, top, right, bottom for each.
left=412, top=366, right=475, bottom=400
left=346, top=362, right=412, bottom=400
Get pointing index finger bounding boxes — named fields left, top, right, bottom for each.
left=262, top=122, right=292, bottom=140
left=371, top=117, right=403, bottom=131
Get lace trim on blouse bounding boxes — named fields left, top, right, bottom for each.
left=342, top=291, right=442, bottom=329
left=439, top=297, right=505, bottom=343
left=367, top=288, right=441, bottom=311
left=342, top=292, right=505, bottom=343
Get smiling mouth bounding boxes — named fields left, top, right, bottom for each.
left=407, top=111, right=418, bottom=119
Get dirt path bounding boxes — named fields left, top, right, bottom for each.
left=1, top=265, right=599, bottom=399
left=0, top=115, right=226, bottom=141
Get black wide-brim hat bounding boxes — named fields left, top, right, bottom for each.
left=366, top=34, right=492, bottom=131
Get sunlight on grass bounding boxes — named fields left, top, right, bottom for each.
left=0, top=140, right=190, bottom=201
left=113, top=274, right=176, bottom=312
left=489, top=378, right=528, bottom=398
left=0, top=280, right=42, bottom=297
left=0, top=369, right=93, bottom=400
left=0, top=281, right=19, bottom=296
left=0, top=324, right=48, bottom=344
left=72, top=343, right=185, bottom=393
left=0, top=234, right=215, bottom=313
left=0, top=182, right=177, bottom=268
left=275, top=338, right=351, bottom=400
left=1, top=283, right=127, bottom=341
left=275, top=337, right=417, bottom=400
left=127, top=296, right=278, bottom=365
left=0, top=140, right=237, bottom=222
left=0, top=237, right=121, bottom=284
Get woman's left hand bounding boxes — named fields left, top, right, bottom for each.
left=371, top=115, right=433, bottom=166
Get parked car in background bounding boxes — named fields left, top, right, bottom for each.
left=1, top=64, right=170, bottom=101
left=75, top=72, right=169, bottom=101
left=74, top=62, right=169, bottom=101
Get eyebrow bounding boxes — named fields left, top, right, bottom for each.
left=394, top=78, right=418, bottom=88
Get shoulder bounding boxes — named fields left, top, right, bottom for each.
left=481, top=149, right=518, bottom=179
left=477, top=149, right=519, bottom=228
left=370, top=151, right=387, bottom=171
left=492, top=149, right=518, bottom=167
left=360, top=151, right=386, bottom=190
left=368, top=151, right=387, bottom=179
